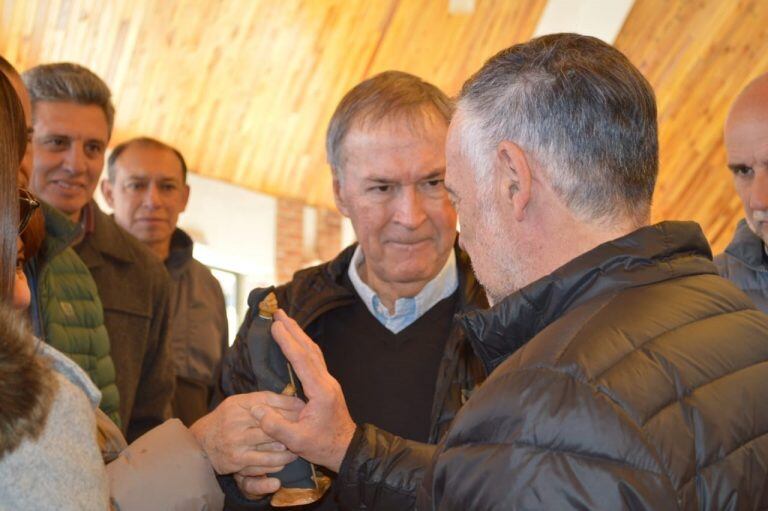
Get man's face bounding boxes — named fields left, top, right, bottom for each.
left=335, top=114, right=457, bottom=288
left=725, top=103, right=768, bottom=243
left=103, top=144, right=189, bottom=248
left=30, top=101, right=109, bottom=220
left=445, top=117, right=522, bottom=304
left=4, top=72, right=33, bottom=187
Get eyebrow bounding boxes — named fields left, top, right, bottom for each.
left=364, top=168, right=446, bottom=184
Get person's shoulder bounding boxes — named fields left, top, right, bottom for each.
left=189, top=257, right=226, bottom=297
left=103, top=217, right=169, bottom=280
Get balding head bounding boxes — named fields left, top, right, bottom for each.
left=725, top=73, right=768, bottom=243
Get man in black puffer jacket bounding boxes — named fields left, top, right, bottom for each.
left=252, top=34, right=768, bottom=510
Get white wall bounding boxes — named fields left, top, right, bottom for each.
left=533, top=0, right=635, bottom=43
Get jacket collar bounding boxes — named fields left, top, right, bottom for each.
left=724, top=218, right=767, bottom=271
left=460, top=221, right=717, bottom=374
left=39, top=201, right=83, bottom=262
left=283, top=238, right=486, bottom=327
left=76, top=202, right=137, bottom=268
left=164, top=228, right=194, bottom=278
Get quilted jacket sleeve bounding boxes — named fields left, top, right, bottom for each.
left=335, top=424, right=437, bottom=510
left=418, top=367, right=679, bottom=510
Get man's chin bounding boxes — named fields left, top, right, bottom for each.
left=747, top=218, right=768, bottom=244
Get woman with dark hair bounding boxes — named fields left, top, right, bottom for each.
left=0, top=68, right=110, bottom=510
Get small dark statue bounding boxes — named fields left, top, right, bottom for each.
left=245, top=289, right=330, bottom=507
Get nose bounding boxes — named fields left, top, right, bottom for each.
left=142, top=183, right=163, bottom=209
left=393, top=186, right=428, bottom=229
left=749, top=168, right=768, bottom=212
left=62, top=145, right=88, bottom=175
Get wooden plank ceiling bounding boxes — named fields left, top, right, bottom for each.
left=1, top=0, right=767, bottom=252
left=0, top=0, right=545, bottom=209
left=615, top=0, right=768, bottom=252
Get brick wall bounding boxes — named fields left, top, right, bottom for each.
left=275, top=198, right=304, bottom=283
left=275, top=199, right=343, bottom=283
left=316, top=207, right=343, bottom=262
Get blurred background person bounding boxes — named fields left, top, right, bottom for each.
left=104, top=136, right=227, bottom=426
left=716, top=72, right=768, bottom=313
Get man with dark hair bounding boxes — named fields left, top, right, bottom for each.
left=103, top=137, right=228, bottom=426
left=715, top=73, right=768, bottom=313
left=250, top=34, right=768, bottom=509
left=219, top=70, right=487, bottom=509
left=23, top=62, right=174, bottom=441
left=1, top=56, right=122, bottom=426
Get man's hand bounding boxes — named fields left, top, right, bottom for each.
left=252, top=309, right=357, bottom=473
left=189, top=391, right=304, bottom=475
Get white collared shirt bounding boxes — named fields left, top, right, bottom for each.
left=347, top=246, right=458, bottom=334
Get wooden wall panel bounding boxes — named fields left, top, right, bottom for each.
left=615, top=0, right=768, bottom=253
left=0, top=0, right=545, bottom=209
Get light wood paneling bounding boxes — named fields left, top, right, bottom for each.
left=615, top=0, right=768, bottom=253
left=0, top=0, right=546, bottom=209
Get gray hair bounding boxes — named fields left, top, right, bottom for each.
left=22, top=63, right=115, bottom=137
left=326, top=70, right=453, bottom=180
left=458, top=33, right=658, bottom=225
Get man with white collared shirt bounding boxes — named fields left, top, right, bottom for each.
left=219, top=71, right=487, bottom=510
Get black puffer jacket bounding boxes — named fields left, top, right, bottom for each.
left=412, top=221, right=768, bottom=510
left=220, top=243, right=487, bottom=509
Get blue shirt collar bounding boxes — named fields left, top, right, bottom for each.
left=347, top=246, right=458, bottom=333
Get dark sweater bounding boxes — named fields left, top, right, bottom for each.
left=316, top=285, right=458, bottom=443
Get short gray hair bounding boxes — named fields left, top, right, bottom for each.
left=458, top=33, right=658, bottom=225
left=22, top=62, right=115, bottom=137
left=326, top=71, right=453, bottom=179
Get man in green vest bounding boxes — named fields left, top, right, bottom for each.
left=0, top=55, right=121, bottom=427
left=23, top=62, right=174, bottom=441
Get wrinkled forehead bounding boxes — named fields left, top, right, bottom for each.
left=115, top=144, right=185, bottom=180
left=725, top=102, right=768, bottom=163
left=341, top=113, right=448, bottom=177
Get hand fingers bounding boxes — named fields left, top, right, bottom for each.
left=236, top=448, right=298, bottom=470
left=234, top=473, right=281, bottom=498
left=255, top=441, right=287, bottom=452
left=278, top=311, right=329, bottom=372
left=235, top=391, right=304, bottom=412
left=271, top=320, right=324, bottom=391
left=252, top=405, right=304, bottom=453
left=241, top=426, right=274, bottom=446
left=237, top=464, right=288, bottom=477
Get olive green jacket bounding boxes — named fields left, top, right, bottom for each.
left=25, top=202, right=121, bottom=426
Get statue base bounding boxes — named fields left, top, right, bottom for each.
left=270, top=473, right=332, bottom=507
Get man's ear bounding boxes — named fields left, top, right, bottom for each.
left=101, top=179, right=115, bottom=208
left=496, top=141, right=532, bottom=222
left=332, top=172, right=350, bottom=218
left=180, top=184, right=190, bottom=213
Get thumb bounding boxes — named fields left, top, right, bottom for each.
left=252, top=405, right=303, bottom=450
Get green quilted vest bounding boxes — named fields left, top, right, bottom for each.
left=27, top=203, right=122, bottom=427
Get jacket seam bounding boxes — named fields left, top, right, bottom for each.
left=641, top=355, right=768, bottom=428
left=497, top=365, right=679, bottom=487
left=681, top=428, right=768, bottom=489
left=593, top=307, right=752, bottom=382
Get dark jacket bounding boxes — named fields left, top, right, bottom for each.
left=714, top=218, right=768, bottom=314
left=75, top=203, right=175, bottom=441
left=220, top=243, right=487, bottom=509
left=401, top=221, right=768, bottom=510
left=165, top=228, right=228, bottom=426
left=24, top=202, right=121, bottom=426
